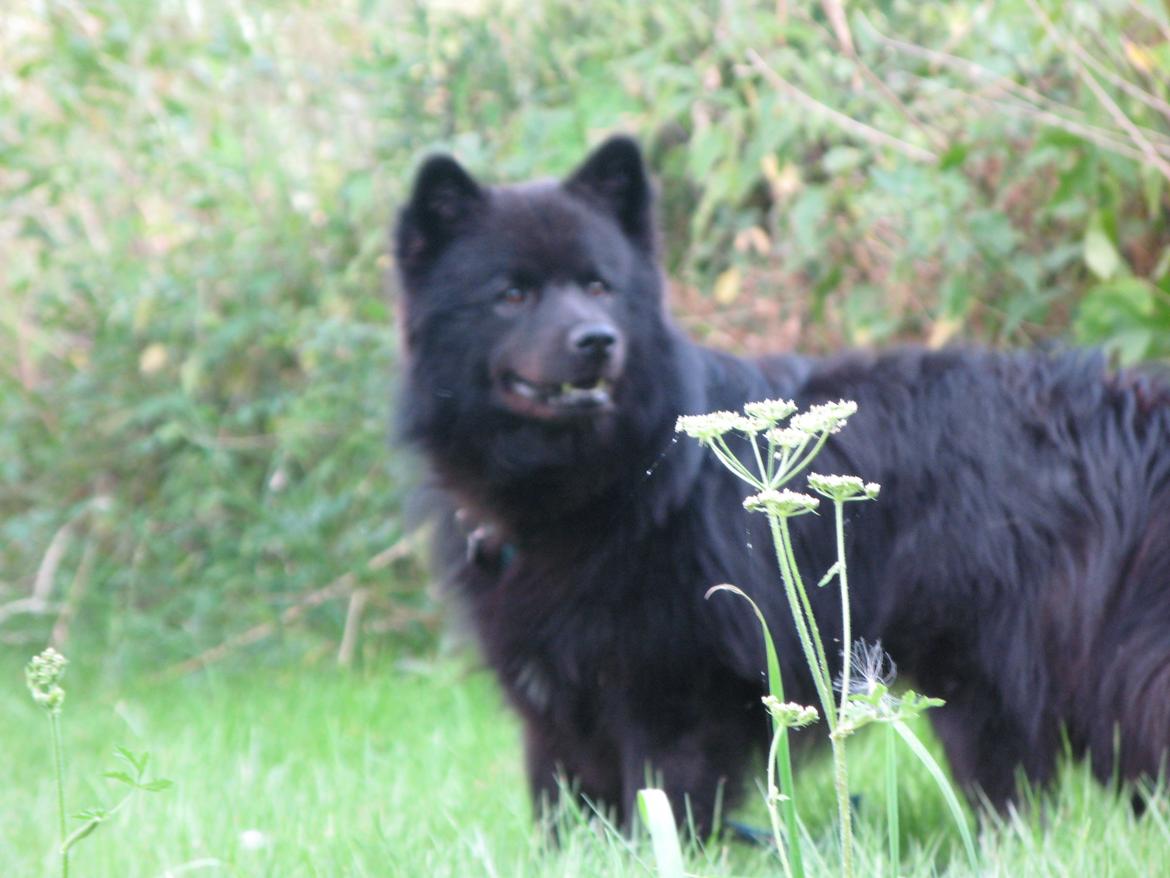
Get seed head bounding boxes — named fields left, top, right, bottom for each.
left=26, top=648, right=68, bottom=715
left=841, top=640, right=897, bottom=697
left=762, top=695, right=819, bottom=728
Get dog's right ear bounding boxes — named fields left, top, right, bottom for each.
left=395, top=155, right=485, bottom=280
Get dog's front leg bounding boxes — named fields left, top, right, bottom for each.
left=522, top=716, right=623, bottom=831
left=616, top=712, right=760, bottom=839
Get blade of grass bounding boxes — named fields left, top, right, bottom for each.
left=891, top=720, right=978, bottom=869
left=637, top=789, right=685, bottom=878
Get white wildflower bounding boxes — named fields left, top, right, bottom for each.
left=743, top=398, right=797, bottom=424
left=789, top=400, right=858, bottom=436
left=807, top=473, right=881, bottom=502
left=766, top=427, right=808, bottom=451
left=675, top=410, right=759, bottom=442
left=743, top=489, right=820, bottom=517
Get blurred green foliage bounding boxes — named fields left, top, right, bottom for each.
left=2, top=0, right=1168, bottom=673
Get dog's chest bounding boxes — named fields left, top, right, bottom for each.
left=476, top=548, right=708, bottom=716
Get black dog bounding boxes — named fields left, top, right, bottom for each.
left=394, top=136, right=1170, bottom=833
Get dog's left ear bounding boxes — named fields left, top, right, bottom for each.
left=565, top=136, right=654, bottom=252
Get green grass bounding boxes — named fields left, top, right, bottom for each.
left=4, top=651, right=1170, bottom=877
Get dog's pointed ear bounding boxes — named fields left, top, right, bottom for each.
left=395, top=155, right=485, bottom=280
left=565, top=136, right=654, bottom=252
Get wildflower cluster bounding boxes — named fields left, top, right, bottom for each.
left=762, top=696, right=819, bottom=729
left=743, top=398, right=798, bottom=423
left=674, top=410, right=757, bottom=444
left=681, top=397, right=973, bottom=875
left=743, top=489, right=819, bottom=517
left=26, top=647, right=68, bottom=715
left=675, top=398, right=867, bottom=502
left=789, top=400, right=857, bottom=436
left=807, top=473, right=881, bottom=503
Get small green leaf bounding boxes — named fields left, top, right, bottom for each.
left=816, top=561, right=841, bottom=588
left=939, top=143, right=969, bottom=170
left=114, top=747, right=149, bottom=776
left=1084, top=213, right=1122, bottom=280
left=103, top=771, right=136, bottom=786
left=140, top=779, right=175, bottom=792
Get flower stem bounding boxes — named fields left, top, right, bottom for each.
left=832, top=498, right=854, bottom=878
left=834, top=500, right=852, bottom=724
left=779, top=518, right=834, bottom=721
left=833, top=739, right=853, bottom=878
left=768, top=517, right=834, bottom=719
left=50, top=712, right=68, bottom=878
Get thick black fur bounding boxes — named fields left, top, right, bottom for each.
left=394, top=136, right=1170, bottom=833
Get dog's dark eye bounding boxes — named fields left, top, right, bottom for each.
left=497, top=287, right=530, bottom=306
left=586, top=279, right=611, bottom=296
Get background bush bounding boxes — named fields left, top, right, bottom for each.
left=2, top=0, right=1168, bottom=675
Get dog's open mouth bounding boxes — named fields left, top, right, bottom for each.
left=501, top=373, right=614, bottom=416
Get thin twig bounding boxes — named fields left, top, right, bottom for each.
left=862, top=12, right=1170, bottom=154
left=1070, top=34, right=1170, bottom=122
left=151, top=536, right=417, bottom=681
left=33, top=524, right=72, bottom=604
left=817, top=0, right=947, bottom=149
left=50, top=538, right=97, bottom=650
left=1025, top=0, right=1170, bottom=182
left=1126, top=0, right=1170, bottom=45
left=337, top=587, right=370, bottom=667
left=903, top=73, right=1146, bottom=161
left=746, top=49, right=938, bottom=163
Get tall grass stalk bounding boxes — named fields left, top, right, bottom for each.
left=886, top=724, right=900, bottom=870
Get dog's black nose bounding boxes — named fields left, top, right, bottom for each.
left=569, top=323, right=619, bottom=358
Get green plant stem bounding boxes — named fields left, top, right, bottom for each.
left=834, top=501, right=852, bottom=723
left=777, top=517, right=834, bottom=720
left=768, top=516, right=834, bottom=719
left=771, top=501, right=858, bottom=878
left=49, top=712, right=68, bottom=878
left=712, top=438, right=763, bottom=487
left=748, top=432, right=769, bottom=484
left=62, top=791, right=134, bottom=853
left=830, top=499, right=854, bottom=878
left=832, top=742, right=853, bottom=878
left=782, top=433, right=832, bottom=486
